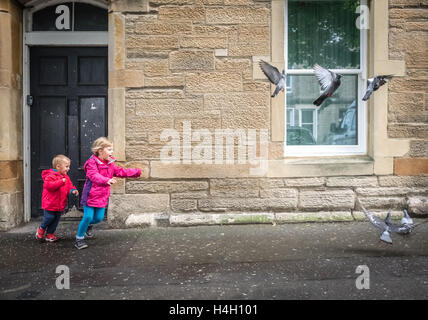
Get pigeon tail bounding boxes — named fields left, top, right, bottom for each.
left=313, top=94, right=327, bottom=106
left=362, top=91, right=372, bottom=101
left=271, top=85, right=281, bottom=98
left=380, top=230, right=393, bottom=244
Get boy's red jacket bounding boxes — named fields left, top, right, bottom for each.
left=41, top=169, right=77, bottom=212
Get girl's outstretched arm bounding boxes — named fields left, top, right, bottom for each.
left=113, top=164, right=141, bottom=178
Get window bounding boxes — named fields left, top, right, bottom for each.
left=32, top=2, right=107, bottom=32
left=285, top=0, right=367, bottom=156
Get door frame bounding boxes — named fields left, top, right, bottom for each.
left=22, top=2, right=108, bottom=222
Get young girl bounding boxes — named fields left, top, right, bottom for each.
left=75, top=137, right=141, bottom=249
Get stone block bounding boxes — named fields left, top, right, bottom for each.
left=144, top=75, right=185, bottom=88
left=284, top=177, right=326, bottom=187
left=158, top=6, right=205, bottom=22
left=378, top=175, right=428, bottom=187
left=135, top=21, right=192, bottom=35
left=275, top=211, right=354, bottom=223
left=388, top=123, right=428, bottom=139
left=171, top=199, right=198, bottom=212
left=126, top=180, right=208, bottom=193
left=180, top=36, right=228, bottom=49
left=127, top=35, right=179, bottom=50
left=299, top=189, right=355, bottom=210
left=407, top=196, right=428, bottom=215
left=108, top=194, right=169, bottom=227
left=260, top=188, right=297, bottom=199
left=326, top=176, right=378, bottom=187
left=169, top=50, right=214, bottom=71
left=357, top=197, right=407, bottom=209
left=204, top=92, right=269, bottom=110
left=210, top=178, right=259, bottom=198
left=408, top=140, right=428, bottom=157
left=206, top=7, right=269, bottom=24
left=228, top=42, right=270, bottom=57
left=0, top=160, right=18, bottom=179
left=394, top=158, right=428, bottom=175
left=198, top=197, right=297, bottom=212
left=135, top=98, right=203, bottom=115
left=186, top=72, right=242, bottom=93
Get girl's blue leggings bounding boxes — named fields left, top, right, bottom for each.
left=76, top=206, right=106, bottom=239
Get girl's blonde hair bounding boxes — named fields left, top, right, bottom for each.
left=91, top=137, right=113, bottom=156
left=52, top=154, right=70, bottom=168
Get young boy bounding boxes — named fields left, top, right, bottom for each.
left=36, top=155, right=79, bottom=242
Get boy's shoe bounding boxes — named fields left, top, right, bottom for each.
left=75, top=239, right=88, bottom=250
left=35, top=227, right=45, bottom=241
left=45, top=234, right=58, bottom=242
left=85, top=225, right=94, bottom=239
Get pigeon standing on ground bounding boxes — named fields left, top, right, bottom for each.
left=361, top=204, right=425, bottom=244
left=313, top=64, right=342, bottom=106
left=259, top=60, right=286, bottom=98
left=362, top=75, right=393, bottom=101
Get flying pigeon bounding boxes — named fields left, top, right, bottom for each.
left=362, top=75, right=393, bottom=101
left=361, top=205, right=424, bottom=244
left=259, top=60, right=286, bottom=98
left=313, top=64, right=342, bottom=106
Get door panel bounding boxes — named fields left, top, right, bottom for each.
left=30, top=47, right=108, bottom=217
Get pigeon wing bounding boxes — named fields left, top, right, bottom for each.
left=259, top=60, right=282, bottom=85
left=362, top=207, right=388, bottom=231
left=313, top=64, right=334, bottom=91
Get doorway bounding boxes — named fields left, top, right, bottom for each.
left=30, top=46, right=108, bottom=217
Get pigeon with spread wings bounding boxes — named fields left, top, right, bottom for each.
left=362, top=75, right=393, bottom=101
left=313, top=64, right=342, bottom=106
left=259, top=60, right=286, bottom=98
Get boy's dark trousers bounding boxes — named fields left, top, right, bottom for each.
left=40, top=210, right=62, bottom=234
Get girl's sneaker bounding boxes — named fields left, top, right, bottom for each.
left=75, top=239, right=88, bottom=250
left=45, top=234, right=58, bottom=242
left=35, top=227, right=45, bottom=241
left=85, top=225, right=94, bottom=239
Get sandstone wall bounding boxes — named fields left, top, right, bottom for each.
left=388, top=0, right=428, bottom=175
left=106, top=0, right=427, bottom=228
left=0, top=0, right=23, bottom=231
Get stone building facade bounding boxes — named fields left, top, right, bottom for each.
left=0, top=0, right=427, bottom=231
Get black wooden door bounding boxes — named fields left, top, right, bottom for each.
left=30, top=47, right=108, bottom=217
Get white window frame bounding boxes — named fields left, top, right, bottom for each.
left=284, top=0, right=368, bottom=157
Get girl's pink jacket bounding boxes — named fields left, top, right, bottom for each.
left=80, top=155, right=141, bottom=208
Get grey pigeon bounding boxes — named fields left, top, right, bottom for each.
left=362, top=75, right=393, bottom=101
left=259, top=60, right=286, bottom=98
left=313, top=64, right=342, bottom=106
left=361, top=205, right=424, bottom=244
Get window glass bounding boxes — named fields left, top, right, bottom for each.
left=74, top=3, right=108, bottom=31
left=286, top=74, right=358, bottom=146
left=288, top=0, right=360, bottom=69
left=33, top=3, right=72, bottom=31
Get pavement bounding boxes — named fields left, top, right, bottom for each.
left=1, top=218, right=428, bottom=300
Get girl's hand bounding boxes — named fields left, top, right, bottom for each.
left=72, top=190, right=79, bottom=196
left=62, top=178, right=66, bottom=183
left=107, top=178, right=117, bottom=186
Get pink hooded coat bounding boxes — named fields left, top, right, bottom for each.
left=80, top=155, right=141, bottom=208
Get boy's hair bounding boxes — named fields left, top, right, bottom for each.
left=52, top=155, right=70, bottom=168
left=92, top=137, right=113, bottom=156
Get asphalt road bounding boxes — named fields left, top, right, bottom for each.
left=1, top=219, right=427, bottom=300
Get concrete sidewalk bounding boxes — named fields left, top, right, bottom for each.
left=1, top=219, right=428, bottom=300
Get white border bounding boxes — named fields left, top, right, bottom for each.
left=22, top=1, right=108, bottom=222
left=283, top=0, right=368, bottom=157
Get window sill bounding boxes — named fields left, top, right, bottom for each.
left=267, top=155, right=374, bottom=178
